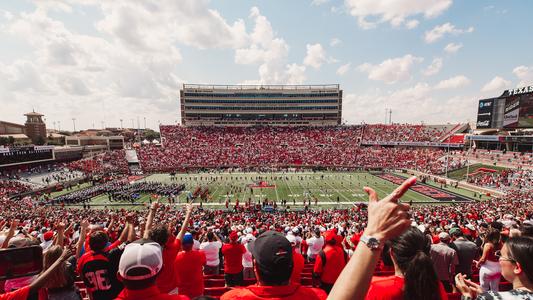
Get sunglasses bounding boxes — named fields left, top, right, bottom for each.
left=495, top=250, right=516, bottom=263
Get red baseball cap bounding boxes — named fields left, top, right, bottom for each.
left=43, top=231, right=54, bottom=241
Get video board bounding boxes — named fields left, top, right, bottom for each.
left=0, top=146, right=54, bottom=166
left=476, top=98, right=494, bottom=128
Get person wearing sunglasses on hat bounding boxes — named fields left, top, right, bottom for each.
left=115, top=239, right=189, bottom=300
left=455, top=236, right=533, bottom=299
left=220, top=231, right=327, bottom=300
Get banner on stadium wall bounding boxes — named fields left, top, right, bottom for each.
left=465, top=135, right=501, bottom=142
left=360, top=141, right=464, bottom=148
left=0, top=147, right=9, bottom=154
left=34, top=146, right=54, bottom=151
left=376, top=173, right=471, bottom=202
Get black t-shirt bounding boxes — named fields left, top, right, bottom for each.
left=77, top=247, right=124, bottom=300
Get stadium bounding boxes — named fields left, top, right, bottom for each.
left=3, top=0, right=533, bottom=298
left=0, top=81, right=531, bottom=299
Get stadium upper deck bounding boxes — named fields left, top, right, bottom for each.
left=180, top=84, right=342, bottom=126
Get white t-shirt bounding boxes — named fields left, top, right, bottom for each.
left=242, top=241, right=254, bottom=268
left=306, top=236, right=324, bottom=258
left=200, top=241, right=222, bottom=266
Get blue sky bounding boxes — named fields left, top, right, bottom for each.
left=0, top=0, right=532, bottom=130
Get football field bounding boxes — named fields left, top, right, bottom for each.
left=87, top=171, right=486, bottom=208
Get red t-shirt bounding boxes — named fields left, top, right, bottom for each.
left=365, top=275, right=448, bottom=300
left=313, top=245, right=346, bottom=284
left=220, top=284, right=327, bottom=300
left=290, top=250, right=305, bottom=285
left=350, top=232, right=362, bottom=249
left=222, top=243, right=246, bottom=274
left=115, top=285, right=190, bottom=300
left=157, top=236, right=181, bottom=293
left=174, top=250, right=206, bottom=298
left=0, top=286, right=29, bottom=300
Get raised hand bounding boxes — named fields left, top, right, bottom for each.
left=185, top=203, right=194, bottom=214
left=455, top=273, right=482, bottom=298
left=10, top=219, right=20, bottom=229
left=80, top=219, right=90, bottom=229
left=362, top=176, right=415, bottom=242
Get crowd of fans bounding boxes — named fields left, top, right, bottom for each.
left=467, top=168, right=532, bottom=192
left=0, top=175, right=531, bottom=299
left=361, top=124, right=452, bottom=143
left=66, top=150, right=129, bottom=176
left=0, top=180, right=32, bottom=197
left=137, top=126, right=464, bottom=174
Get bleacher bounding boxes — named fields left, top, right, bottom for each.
left=72, top=262, right=512, bottom=299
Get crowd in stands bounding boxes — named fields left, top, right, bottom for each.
left=0, top=175, right=531, bottom=299
left=0, top=180, right=32, bottom=197
left=361, top=124, right=451, bottom=143
left=467, top=169, right=533, bottom=191
left=137, top=126, right=464, bottom=174
left=452, top=150, right=533, bottom=169
left=67, top=150, right=129, bottom=176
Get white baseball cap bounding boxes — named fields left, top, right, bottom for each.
left=119, top=239, right=163, bottom=281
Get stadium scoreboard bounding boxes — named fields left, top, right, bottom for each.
left=476, top=85, right=533, bottom=129
left=0, top=145, right=55, bottom=167
left=180, top=84, right=342, bottom=126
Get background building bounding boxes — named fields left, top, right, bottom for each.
left=180, top=84, right=343, bottom=126
left=24, top=111, right=47, bottom=144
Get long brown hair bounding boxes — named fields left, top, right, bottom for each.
left=42, top=245, right=68, bottom=289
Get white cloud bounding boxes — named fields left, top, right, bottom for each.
left=405, top=19, right=419, bottom=29
left=435, top=75, right=470, bottom=89
left=444, top=42, right=463, bottom=53
left=303, top=43, right=327, bottom=69
left=343, top=81, right=476, bottom=124
left=422, top=58, right=443, bottom=76
left=336, top=63, right=351, bottom=76
left=424, top=23, right=474, bottom=43
left=235, top=7, right=308, bottom=84
left=0, top=1, right=265, bottom=129
left=513, top=65, right=533, bottom=86
left=311, top=0, right=329, bottom=6
left=330, top=38, right=341, bottom=47
left=344, top=0, right=452, bottom=29
left=358, top=54, right=423, bottom=84
left=96, top=1, right=248, bottom=51
left=285, top=64, right=307, bottom=84
left=481, top=76, right=511, bottom=93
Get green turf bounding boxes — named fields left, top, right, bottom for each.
left=77, top=171, right=485, bottom=209
left=446, top=164, right=509, bottom=181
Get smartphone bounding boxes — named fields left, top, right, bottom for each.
left=0, top=246, right=43, bottom=280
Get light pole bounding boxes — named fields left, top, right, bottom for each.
left=58, top=121, right=61, bottom=132
left=53, top=121, right=56, bottom=131
left=143, top=117, right=146, bottom=129
left=120, top=119, right=123, bottom=129
left=466, top=136, right=473, bottom=182
left=72, top=118, right=76, bottom=132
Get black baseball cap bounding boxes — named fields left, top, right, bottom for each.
left=252, top=231, right=293, bottom=279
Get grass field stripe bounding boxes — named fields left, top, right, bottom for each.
left=323, top=176, right=351, bottom=202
